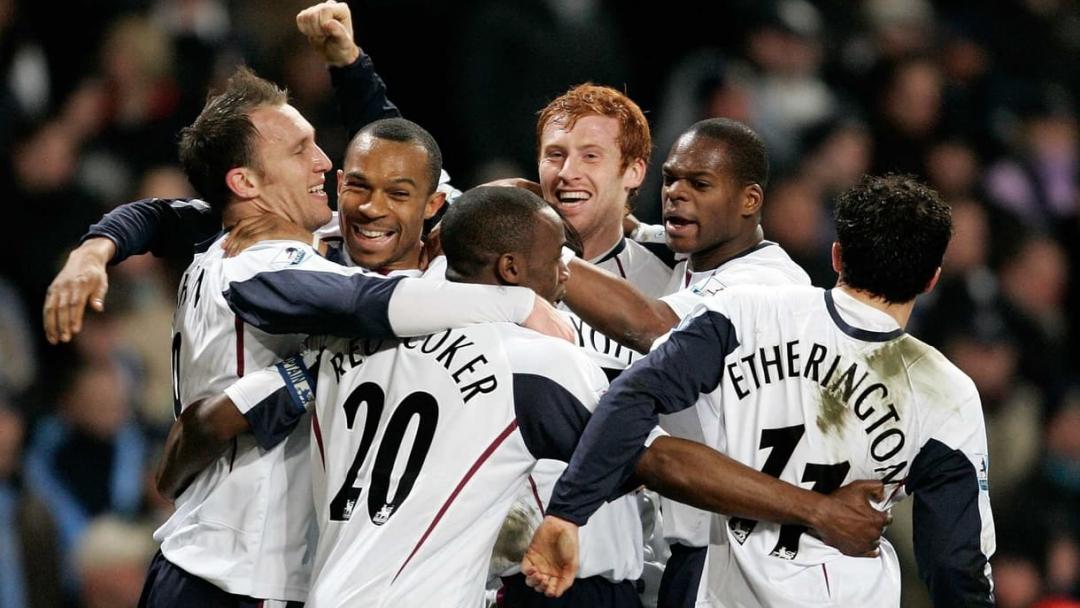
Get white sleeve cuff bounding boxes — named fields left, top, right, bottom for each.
left=644, top=425, right=668, bottom=448
left=387, top=279, right=535, bottom=337
left=223, top=366, right=285, bottom=416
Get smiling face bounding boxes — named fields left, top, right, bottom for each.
left=538, top=114, right=644, bottom=258
left=248, top=103, right=333, bottom=231
left=337, top=134, right=443, bottom=272
left=661, top=132, right=761, bottom=268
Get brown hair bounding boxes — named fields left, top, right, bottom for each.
left=178, top=66, right=288, bottom=209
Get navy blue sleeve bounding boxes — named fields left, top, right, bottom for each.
left=224, top=269, right=403, bottom=338
left=907, top=439, right=995, bottom=607
left=329, top=54, right=402, bottom=140
left=513, top=373, right=592, bottom=462
left=243, top=355, right=320, bottom=450
left=547, top=311, right=740, bottom=525
left=83, top=198, right=220, bottom=264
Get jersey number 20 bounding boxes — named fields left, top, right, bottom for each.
left=329, top=382, right=439, bottom=526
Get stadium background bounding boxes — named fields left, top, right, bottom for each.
left=0, top=0, right=1077, bottom=606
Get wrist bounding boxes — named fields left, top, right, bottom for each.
left=76, top=237, right=117, bottom=264
left=796, top=492, right=828, bottom=529
left=331, top=44, right=362, bottom=67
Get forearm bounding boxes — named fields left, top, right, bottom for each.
left=84, top=197, right=219, bottom=263
left=387, top=280, right=534, bottom=336
left=564, top=258, right=676, bottom=353
left=156, top=397, right=249, bottom=500
left=547, top=312, right=735, bottom=524
left=634, top=436, right=828, bottom=527
left=68, top=237, right=117, bottom=268
left=330, top=54, right=402, bottom=139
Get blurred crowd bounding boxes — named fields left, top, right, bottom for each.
left=0, top=0, right=1078, bottom=606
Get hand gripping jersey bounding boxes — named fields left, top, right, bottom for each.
left=548, top=285, right=995, bottom=608
left=225, top=323, right=624, bottom=608
left=159, top=237, right=535, bottom=601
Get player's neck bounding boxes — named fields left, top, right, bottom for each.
left=581, top=220, right=624, bottom=261
left=688, top=225, right=765, bottom=273
left=222, top=201, right=259, bottom=229
left=222, top=199, right=289, bottom=231
left=835, top=283, right=915, bottom=329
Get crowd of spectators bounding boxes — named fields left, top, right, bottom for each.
left=1, top=0, right=1077, bottom=606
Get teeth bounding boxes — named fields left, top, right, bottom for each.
left=558, top=191, right=589, bottom=202
left=308, top=185, right=324, bottom=194
left=359, top=229, right=391, bottom=238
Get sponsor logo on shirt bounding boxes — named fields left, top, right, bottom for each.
left=690, top=275, right=727, bottom=298
left=970, top=453, right=989, bottom=491
left=271, top=246, right=308, bottom=269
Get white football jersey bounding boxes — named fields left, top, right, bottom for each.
left=157, top=237, right=317, bottom=601
left=657, top=242, right=811, bottom=549
left=226, top=323, right=614, bottom=607
left=557, top=237, right=670, bottom=375
left=548, top=285, right=996, bottom=608
left=593, top=237, right=671, bottom=298
left=159, top=238, right=535, bottom=602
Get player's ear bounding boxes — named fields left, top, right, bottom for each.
left=226, top=166, right=259, bottom=200
left=923, top=267, right=942, bottom=294
left=742, top=183, right=764, bottom=217
left=496, top=252, right=523, bottom=286
left=337, top=169, right=345, bottom=197
left=424, top=192, right=447, bottom=220
left=621, top=157, right=646, bottom=190
left=831, top=242, right=842, bottom=274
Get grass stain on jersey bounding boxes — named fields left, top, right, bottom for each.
left=816, top=382, right=849, bottom=435
left=864, top=335, right=923, bottom=381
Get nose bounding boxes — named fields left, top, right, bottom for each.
left=558, top=259, right=571, bottom=285
left=357, top=190, right=390, bottom=219
left=313, top=143, right=332, bottom=173
left=664, top=178, right=690, bottom=206
left=556, top=153, right=583, bottom=183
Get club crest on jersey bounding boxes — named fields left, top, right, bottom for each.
left=270, top=246, right=308, bottom=269
left=770, top=546, right=797, bottom=561
left=373, top=503, right=395, bottom=525
left=730, top=520, right=753, bottom=544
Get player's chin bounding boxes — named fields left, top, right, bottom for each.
left=665, top=234, right=698, bottom=254
left=348, top=245, right=395, bottom=271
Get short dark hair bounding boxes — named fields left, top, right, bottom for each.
left=441, top=186, right=550, bottom=279
left=354, top=118, right=443, bottom=194
left=178, top=66, right=288, bottom=209
left=685, top=118, right=769, bottom=189
left=834, top=174, right=952, bottom=303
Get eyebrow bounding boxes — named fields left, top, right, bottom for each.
left=343, top=171, right=418, bottom=187
left=662, top=166, right=716, bottom=179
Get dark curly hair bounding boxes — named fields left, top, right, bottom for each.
left=834, top=174, right=952, bottom=303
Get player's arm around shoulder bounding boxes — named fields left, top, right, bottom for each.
left=222, top=241, right=403, bottom=337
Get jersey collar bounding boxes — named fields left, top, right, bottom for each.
left=591, top=237, right=627, bottom=265
left=824, top=289, right=905, bottom=342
